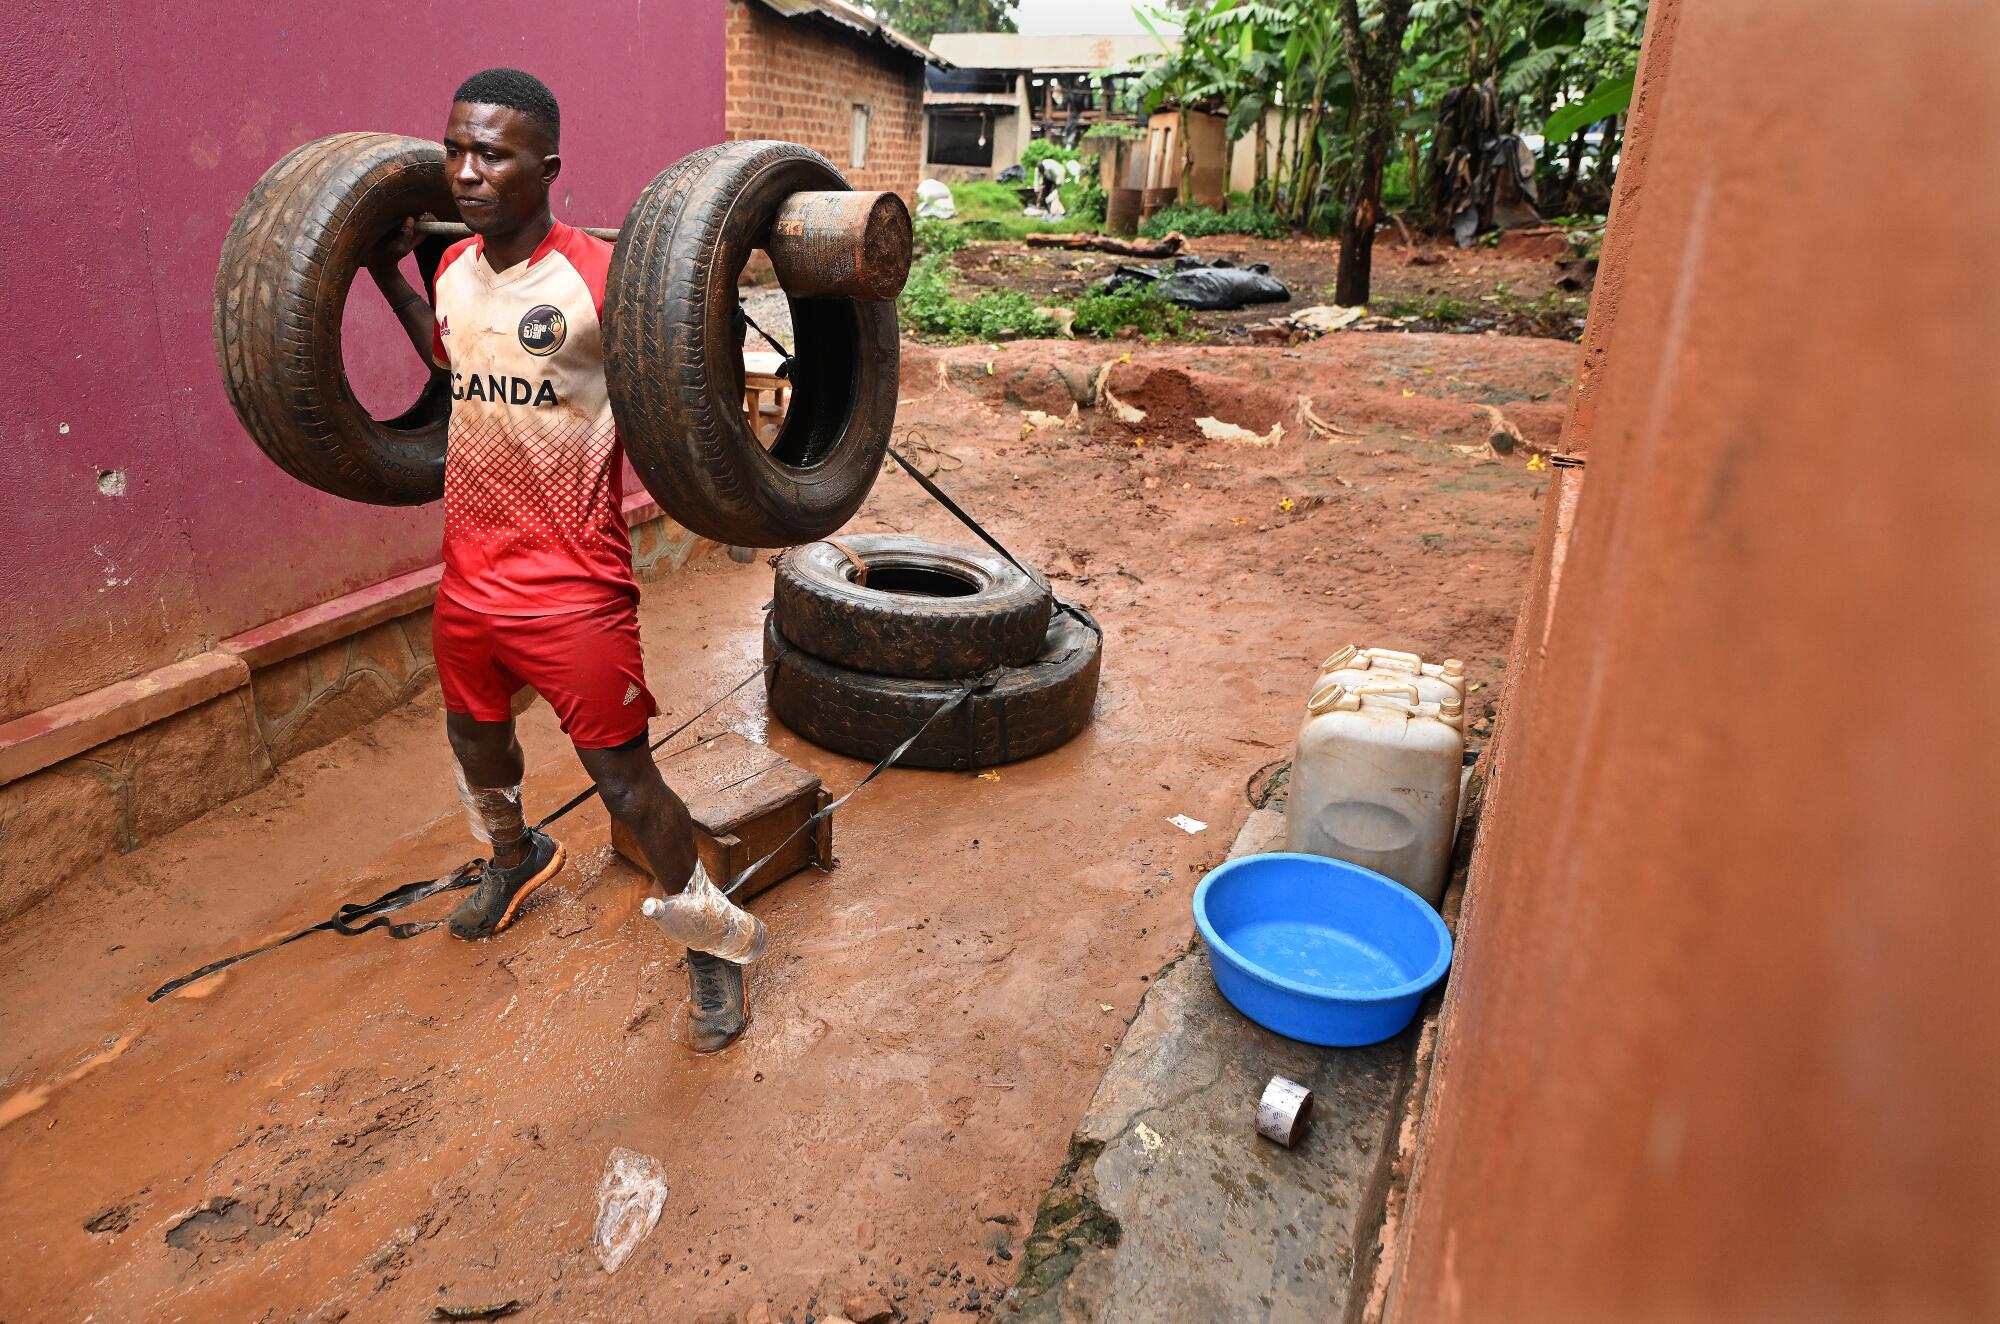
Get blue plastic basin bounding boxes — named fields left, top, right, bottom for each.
left=1193, top=852, right=1453, bottom=1046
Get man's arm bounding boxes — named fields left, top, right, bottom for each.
left=365, top=218, right=442, bottom=367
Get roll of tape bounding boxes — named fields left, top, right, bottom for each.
left=1256, top=1075, right=1314, bottom=1147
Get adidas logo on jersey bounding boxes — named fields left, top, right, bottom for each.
left=452, top=372, right=559, bottom=407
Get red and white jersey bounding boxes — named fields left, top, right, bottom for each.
left=429, top=221, right=636, bottom=616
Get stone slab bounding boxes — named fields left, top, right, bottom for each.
left=1014, top=807, right=1412, bottom=1323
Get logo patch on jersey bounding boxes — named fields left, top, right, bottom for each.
left=518, top=305, right=567, bottom=357
left=622, top=682, right=641, bottom=707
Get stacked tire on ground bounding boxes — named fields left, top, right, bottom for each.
left=764, top=535, right=1102, bottom=769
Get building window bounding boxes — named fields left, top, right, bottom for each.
left=851, top=104, right=871, bottom=169
left=927, top=111, right=994, bottom=168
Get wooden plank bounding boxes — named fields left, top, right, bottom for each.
left=609, top=731, right=828, bottom=900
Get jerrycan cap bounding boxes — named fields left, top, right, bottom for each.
left=1307, top=680, right=1359, bottom=714
left=1319, top=644, right=1360, bottom=672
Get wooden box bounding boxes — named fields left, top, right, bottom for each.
left=609, top=730, right=831, bottom=900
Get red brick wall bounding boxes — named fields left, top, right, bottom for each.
left=725, top=0, right=925, bottom=198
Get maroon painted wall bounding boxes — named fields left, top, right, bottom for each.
left=2, top=2, right=725, bottom=723
left=1387, top=0, right=2000, bottom=1319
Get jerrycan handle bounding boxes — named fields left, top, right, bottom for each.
left=1360, top=647, right=1423, bottom=673
left=1352, top=680, right=1422, bottom=704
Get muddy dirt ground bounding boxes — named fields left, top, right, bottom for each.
left=948, top=232, right=1591, bottom=340
left=0, top=331, right=1571, bottom=1322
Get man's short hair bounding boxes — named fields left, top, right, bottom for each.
left=453, top=68, right=560, bottom=147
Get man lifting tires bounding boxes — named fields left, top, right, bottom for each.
left=364, top=68, right=751, bottom=1052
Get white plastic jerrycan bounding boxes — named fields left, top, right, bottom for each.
left=1312, top=644, right=1467, bottom=708
left=1284, top=680, right=1465, bottom=906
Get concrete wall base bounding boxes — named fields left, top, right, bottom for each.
left=0, top=506, right=712, bottom=921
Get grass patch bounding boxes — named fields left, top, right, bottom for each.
left=1072, top=284, right=1190, bottom=341
left=1140, top=201, right=1289, bottom=240
left=945, top=181, right=1089, bottom=241
left=898, top=252, right=1058, bottom=342
left=1487, top=286, right=1588, bottom=337
left=1372, top=294, right=1479, bottom=322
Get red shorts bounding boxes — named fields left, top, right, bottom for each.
left=433, top=592, right=660, bottom=748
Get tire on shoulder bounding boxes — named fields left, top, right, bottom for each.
left=213, top=132, right=456, bottom=505
left=604, top=141, right=898, bottom=548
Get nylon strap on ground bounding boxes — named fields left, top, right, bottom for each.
left=147, top=662, right=778, bottom=1002
left=722, top=635, right=1002, bottom=899
left=887, top=442, right=1103, bottom=642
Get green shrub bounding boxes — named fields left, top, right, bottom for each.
left=1139, top=201, right=1288, bottom=240
left=1381, top=157, right=1413, bottom=212
left=1062, top=169, right=1107, bottom=225
left=1072, top=284, right=1190, bottom=341
left=912, top=216, right=966, bottom=256
left=898, top=253, right=1059, bottom=341
left=1019, top=140, right=1081, bottom=174
left=1082, top=122, right=1145, bottom=143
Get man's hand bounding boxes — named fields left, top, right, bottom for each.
left=367, top=216, right=420, bottom=275
left=364, top=216, right=439, bottom=368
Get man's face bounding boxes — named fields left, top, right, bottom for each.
left=444, top=101, right=559, bottom=237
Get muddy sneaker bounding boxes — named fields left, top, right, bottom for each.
left=686, top=948, right=747, bottom=1053
left=448, top=830, right=566, bottom=940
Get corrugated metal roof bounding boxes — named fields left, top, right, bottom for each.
left=926, top=32, right=1166, bottom=72
left=753, top=0, right=947, bottom=66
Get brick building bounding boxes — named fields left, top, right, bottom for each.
left=726, top=0, right=940, bottom=198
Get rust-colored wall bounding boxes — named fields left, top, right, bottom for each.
left=725, top=0, right=927, bottom=198
left=1389, top=1, right=2000, bottom=1319
left=2, top=2, right=724, bottom=725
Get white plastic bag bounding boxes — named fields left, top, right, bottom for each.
left=593, top=1147, right=668, bottom=1274
left=915, top=178, right=956, bottom=220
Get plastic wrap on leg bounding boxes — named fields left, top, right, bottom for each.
left=640, top=860, right=769, bottom=964
left=453, top=759, right=525, bottom=846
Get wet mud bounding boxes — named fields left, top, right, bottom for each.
left=0, top=330, right=1569, bottom=1321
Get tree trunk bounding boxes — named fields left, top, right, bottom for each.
left=1254, top=112, right=1269, bottom=207
left=1335, top=0, right=1413, bottom=306
left=1600, top=112, right=1624, bottom=191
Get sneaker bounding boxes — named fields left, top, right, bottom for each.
left=686, top=948, right=747, bottom=1053
left=448, top=829, right=566, bottom=940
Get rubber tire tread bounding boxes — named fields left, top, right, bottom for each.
left=213, top=133, right=456, bottom=505
left=764, top=606, right=1101, bottom=770
left=604, top=141, right=898, bottom=547
left=772, top=534, right=1052, bottom=678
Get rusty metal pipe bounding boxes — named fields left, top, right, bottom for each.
left=407, top=189, right=911, bottom=302
left=765, top=190, right=912, bottom=302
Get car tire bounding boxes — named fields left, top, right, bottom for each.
left=604, top=141, right=898, bottom=547
left=764, top=605, right=1102, bottom=770
left=772, top=535, right=1052, bottom=679
left=213, top=133, right=457, bottom=505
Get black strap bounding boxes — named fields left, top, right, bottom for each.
left=531, top=662, right=776, bottom=830
left=146, top=662, right=779, bottom=1002
left=887, top=443, right=1103, bottom=642
left=147, top=863, right=483, bottom=1001
left=148, top=447, right=1092, bottom=997
left=721, top=633, right=1001, bottom=898
left=741, top=309, right=793, bottom=378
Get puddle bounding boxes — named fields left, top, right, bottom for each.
left=0, top=1033, right=137, bottom=1130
